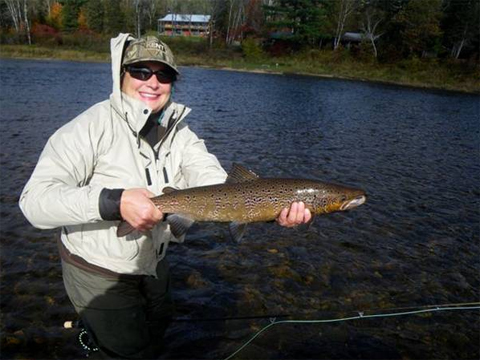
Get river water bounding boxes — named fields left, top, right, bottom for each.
left=0, top=59, right=478, bottom=359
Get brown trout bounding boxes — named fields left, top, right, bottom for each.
left=117, top=164, right=367, bottom=241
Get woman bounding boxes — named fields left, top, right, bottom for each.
left=19, top=33, right=310, bottom=358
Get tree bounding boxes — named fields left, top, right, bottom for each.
left=264, top=0, right=329, bottom=47
left=56, top=0, right=87, bottom=32
left=4, top=0, right=32, bottom=44
left=226, top=0, right=246, bottom=45
left=442, top=0, right=480, bottom=59
left=77, top=6, right=87, bottom=29
left=332, top=0, right=359, bottom=50
left=23, top=0, right=31, bottom=43
left=243, top=0, right=265, bottom=37
left=358, top=0, right=385, bottom=58
left=135, top=0, right=141, bottom=36
left=144, top=0, right=161, bottom=31
left=212, top=0, right=245, bottom=45
left=46, top=1, right=63, bottom=29
left=61, top=0, right=78, bottom=31
left=84, top=0, right=104, bottom=33
left=392, top=0, right=443, bottom=57
left=206, top=0, right=224, bottom=47
left=104, top=0, right=125, bottom=34
left=4, top=0, right=22, bottom=34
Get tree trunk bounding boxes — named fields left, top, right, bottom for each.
left=5, top=0, right=21, bottom=33
left=454, top=24, right=469, bottom=59
left=23, top=0, right=31, bottom=45
left=454, top=39, right=465, bottom=59
left=232, top=3, right=243, bottom=43
left=334, top=0, right=357, bottom=50
left=146, top=0, right=157, bottom=30
left=46, top=0, right=51, bottom=16
left=370, top=37, right=377, bottom=58
left=226, top=0, right=234, bottom=45
left=136, top=0, right=141, bottom=37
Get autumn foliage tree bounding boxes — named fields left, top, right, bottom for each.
left=0, top=0, right=478, bottom=63
left=46, top=2, right=63, bottom=30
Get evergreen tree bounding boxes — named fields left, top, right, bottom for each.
left=85, top=0, right=104, bottom=33
left=264, top=0, right=329, bottom=46
left=60, top=0, right=87, bottom=32
left=104, top=0, right=125, bottom=35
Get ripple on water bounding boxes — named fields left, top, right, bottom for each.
left=1, top=60, right=479, bottom=359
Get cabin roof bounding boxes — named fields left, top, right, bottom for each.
left=159, top=14, right=211, bottom=23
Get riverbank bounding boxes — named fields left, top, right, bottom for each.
left=1, top=44, right=479, bottom=94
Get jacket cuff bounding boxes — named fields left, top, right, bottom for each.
left=99, top=188, right=124, bottom=221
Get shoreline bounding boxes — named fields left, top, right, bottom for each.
left=191, top=64, right=480, bottom=95
left=1, top=46, right=479, bottom=95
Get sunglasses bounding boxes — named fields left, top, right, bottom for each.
left=125, top=66, right=176, bottom=83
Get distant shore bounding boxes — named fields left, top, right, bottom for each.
left=1, top=44, right=479, bottom=94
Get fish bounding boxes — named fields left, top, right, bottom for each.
left=117, top=164, right=367, bottom=241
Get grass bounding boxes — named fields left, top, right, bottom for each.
left=1, top=42, right=479, bottom=94
left=0, top=44, right=110, bottom=62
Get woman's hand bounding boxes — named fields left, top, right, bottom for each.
left=276, top=202, right=312, bottom=227
left=120, top=188, right=164, bottom=232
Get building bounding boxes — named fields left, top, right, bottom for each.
left=158, top=14, right=211, bottom=37
left=342, top=32, right=380, bottom=44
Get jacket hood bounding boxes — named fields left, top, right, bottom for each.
left=110, top=33, right=133, bottom=108
left=109, top=33, right=179, bottom=135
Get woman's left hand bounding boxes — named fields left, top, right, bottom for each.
left=276, top=202, right=312, bottom=228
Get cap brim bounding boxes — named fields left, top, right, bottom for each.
left=123, top=57, right=179, bottom=74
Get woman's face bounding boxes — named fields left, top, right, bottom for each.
left=121, top=61, right=173, bottom=114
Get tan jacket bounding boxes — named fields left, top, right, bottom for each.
left=19, top=33, right=227, bottom=276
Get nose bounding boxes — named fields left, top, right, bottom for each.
left=145, top=75, right=160, bottom=88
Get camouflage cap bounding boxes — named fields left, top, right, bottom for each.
left=122, top=36, right=179, bottom=74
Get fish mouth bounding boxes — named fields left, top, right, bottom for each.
left=340, top=195, right=367, bottom=211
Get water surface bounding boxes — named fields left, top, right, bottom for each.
left=1, top=59, right=478, bottom=359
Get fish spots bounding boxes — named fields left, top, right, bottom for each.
left=153, top=177, right=365, bottom=222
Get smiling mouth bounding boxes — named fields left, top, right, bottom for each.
left=340, top=195, right=367, bottom=210
left=140, top=93, right=160, bottom=99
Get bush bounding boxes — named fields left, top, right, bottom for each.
left=60, top=30, right=109, bottom=52
left=331, top=46, right=352, bottom=63
left=0, top=28, right=23, bottom=45
left=241, top=38, right=264, bottom=61
left=155, top=34, right=209, bottom=56
left=31, top=23, right=62, bottom=46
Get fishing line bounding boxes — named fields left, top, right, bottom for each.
left=171, top=301, right=480, bottom=323
left=223, top=302, right=480, bottom=360
left=173, top=314, right=291, bottom=323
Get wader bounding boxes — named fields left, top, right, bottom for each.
left=62, top=258, right=173, bottom=359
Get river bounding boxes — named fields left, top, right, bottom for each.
left=0, top=59, right=479, bottom=359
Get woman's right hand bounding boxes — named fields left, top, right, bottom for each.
left=119, top=188, right=164, bottom=232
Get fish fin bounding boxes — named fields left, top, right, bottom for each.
left=117, top=221, right=135, bottom=237
left=226, top=163, right=260, bottom=184
left=229, top=221, right=248, bottom=243
left=162, top=186, right=177, bottom=194
left=167, top=214, right=195, bottom=239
